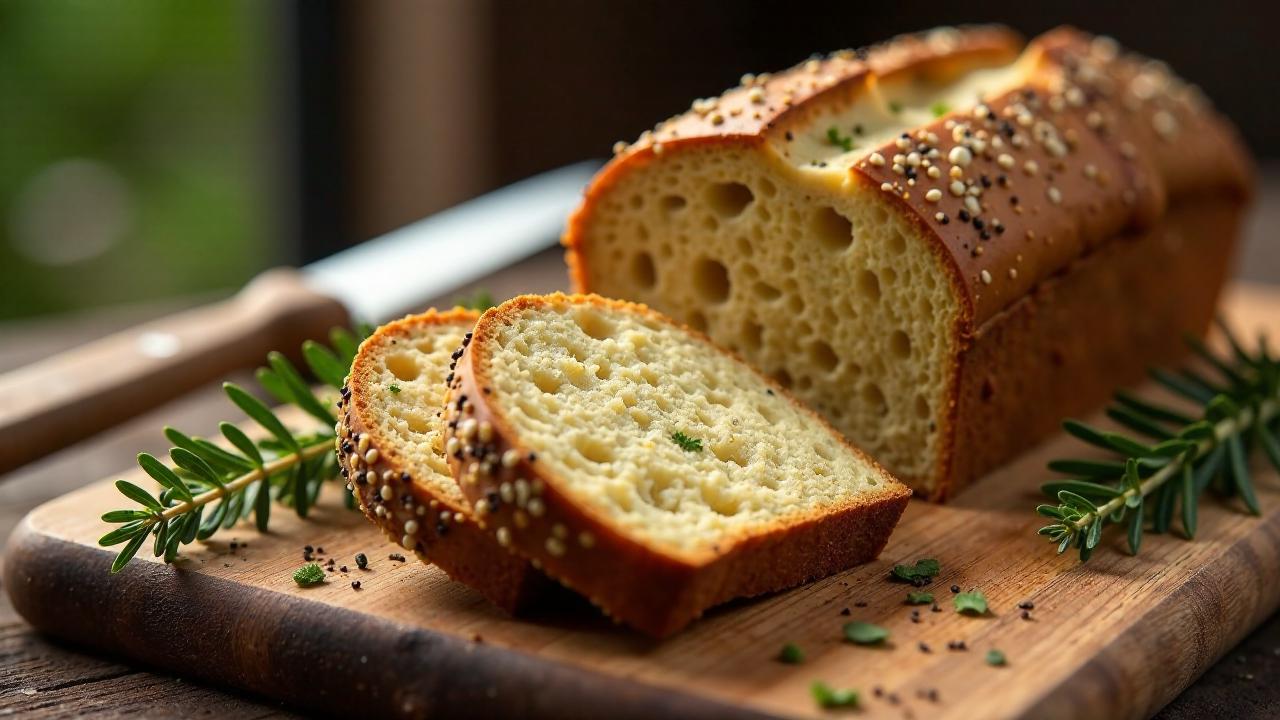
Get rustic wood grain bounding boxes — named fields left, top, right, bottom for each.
left=4, top=282, right=1278, bottom=720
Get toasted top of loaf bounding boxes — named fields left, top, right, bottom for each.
left=447, top=293, right=908, bottom=565
left=566, top=25, right=1251, bottom=327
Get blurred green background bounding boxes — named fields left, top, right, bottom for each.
left=0, top=0, right=271, bottom=320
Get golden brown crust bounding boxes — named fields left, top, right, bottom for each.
left=563, top=25, right=1254, bottom=501
left=941, top=195, right=1242, bottom=499
left=338, top=309, right=547, bottom=614
left=442, top=293, right=910, bottom=636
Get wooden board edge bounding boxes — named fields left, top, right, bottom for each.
left=1022, top=513, right=1280, bottom=720
left=2, top=515, right=782, bottom=720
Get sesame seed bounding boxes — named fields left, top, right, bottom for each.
left=925, top=188, right=942, bottom=202
left=579, top=531, right=596, bottom=548
left=948, top=146, right=973, bottom=167
left=552, top=523, right=569, bottom=539
left=612, top=141, right=627, bottom=155
left=527, top=498, right=545, bottom=517
left=357, top=435, right=370, bottom=454
left=997, top=153, right=1014, bottom=170
left=401, top=535, right=414, bottom=549
left=1009, top=268, right=1018, bottom=279
left=545, top=537, right=566, bottom=557
left=949, top=180, right=966, bottom=197
left=868, top=152, right=886, bottom=166
left=980, top=270, right=993, bottom=285
left=496, top=527, right=511, bottom=547
left=880, top=182, right=894, bottom=192
left=478, top=421, right=493, bottom=442
left=404, top=520, right=419, bottom=535
left=1047, top=186, right=1062, bottom=204
left=380, top=485, right=394, bottom=501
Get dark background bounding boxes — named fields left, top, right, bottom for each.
left=2, top=0, right=1277, bottom=319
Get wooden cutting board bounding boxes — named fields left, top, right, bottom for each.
left=5, top=283, right=1279, bottom=720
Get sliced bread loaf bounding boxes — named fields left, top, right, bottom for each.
left=564, top=26, right=1251, bottom=499
left=443, top=293, right=910, bottom=636
left=338, top=308, right=545, bottom=613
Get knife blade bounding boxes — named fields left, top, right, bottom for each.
left=0, top=161, right=600, bottom=474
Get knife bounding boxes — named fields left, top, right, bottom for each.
left=0, top=161, right=600, bottom=474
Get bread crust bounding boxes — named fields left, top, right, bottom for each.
left=338, top=309, right=547, bottom=614
left=442, top=293, right=910, bottom=636
left=563, top=25, right=1254, bottom=499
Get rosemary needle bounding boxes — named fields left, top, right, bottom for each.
left=1037, top=319, right=1280, bottom=561
left=98, top=325, right=372, bottom=573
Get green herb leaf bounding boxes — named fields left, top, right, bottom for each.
left=930, top=101, right=950, bottom=117
left=670, top=431, right=703, bottom=452
left=954, top=589, right=988, bottom=615
left=905, top=591, right=934, bottom=605
left=811, top=681, right=858, bottom=709
left=389, top=384, right=402, bottom=394
left=114, top=480, right=163, bottom=512
left=888, top=100, right=903, bottom=114
left=825, top=126, right=854, bottom=152
left=777, top=642, right=805, bottom=664
left=302, top=339, right=351, bottom=390
left=842, top=621, right=889, bottom=645
left=455, top=289, right=496, bottom=312
left=890, top=558, right=940, bottom=585
left=985, top=649, right=1007, bottom=666
left=293, top=563, right=326, bottom=587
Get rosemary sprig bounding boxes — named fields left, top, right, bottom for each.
left=1037, top=319, right=1280, bottom=561
left=98, top=326, right=371, bottom=572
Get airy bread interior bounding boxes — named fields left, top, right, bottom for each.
left=357, top=315, right=474, bottom=513
left=575, top=148, right=959, bottom=487
left=479, top=296, right=900, bottom=562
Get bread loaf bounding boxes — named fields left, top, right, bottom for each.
left=563, top=26, right=1252, bottom=499
left=338, top=309, right=545, bottom=613
left=442, top=293, right=910, bottom=636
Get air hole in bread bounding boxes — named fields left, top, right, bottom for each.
left=687, top=310, right=709, bottom=333
left=890, top=330, right=912, bottom=358
left=736, top=236, right=754, bottom=257
left=758, top=177, right=777, bottom=197
left=700, top=481, right=741, bottom=516
left=628, top=194, right=644, bottom=210
left=573, top=435, right=615, bottom=464
left=532, top=368, right=562, bottom=394
left=693, top=258, right=731, bottom=302
left=890, top=230, right=908, bottom=255
left=773, top=368, right=793, bottom=389
left=631, top=252, right=657, bottom=289
left=754, top=281, right=782, bottom=301
left=857, top=269, right=881, bottom=301
left=862, top=382, right=888, bottom=415
left=809, top=340, right=839, bottom=372
left=914, top=394, right=931, bottom=420
left=660, top=194, right=687, bottom=215
left=812, top=206, right=854, bottom=251
left=706, top=181, right=754, bottom=218
left=386, top=354, right=420, bottom=382
left=742, top=321, right=763, bottom=350
left=574, top=308, right=617, bottom=340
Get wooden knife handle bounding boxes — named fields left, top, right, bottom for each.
left=0, top=268, right=350, bottom=474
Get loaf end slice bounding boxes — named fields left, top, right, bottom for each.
left=444, top=293, right=910, bottom=636
left=338, top=309, right=546, bottom=613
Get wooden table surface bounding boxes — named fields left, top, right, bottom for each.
left=2, top=171, right=1279, bottom=717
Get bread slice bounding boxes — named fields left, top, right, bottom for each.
left=443, top=293, right=910, bottom=636
left=563, top=26, right=1251, bottom=499
left=338, top=309, right=545, bottom=613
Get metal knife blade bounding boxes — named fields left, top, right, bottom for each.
left=303, top=160, right=599, bottom=323
left=0, top=161, right=601, bottom=473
